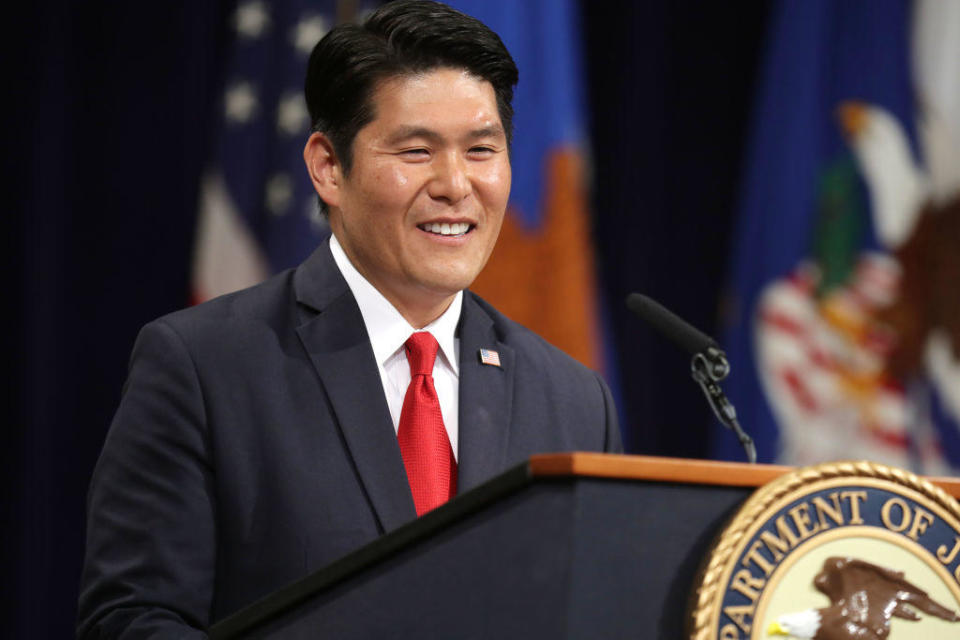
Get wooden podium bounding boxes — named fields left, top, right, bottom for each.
left=209, top=454, right=960, bottom=639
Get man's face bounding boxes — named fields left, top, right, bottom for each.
left=325, top=68, right=511, bottom=320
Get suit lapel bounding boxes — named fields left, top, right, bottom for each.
left=456, top=293, right=515, bottom=492
left=293, top=242, right=417, bottom=532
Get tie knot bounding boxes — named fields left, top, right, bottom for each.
left=405, top=332, right=439, bottom=376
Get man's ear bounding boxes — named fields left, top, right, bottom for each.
left=303, top=132, right=344, bottom=209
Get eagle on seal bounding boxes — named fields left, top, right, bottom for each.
left=767, top=556, right=960, bottom=639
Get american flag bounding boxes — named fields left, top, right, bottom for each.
left=192, top=0, right=376, bottom=303
left=479, top=348, right=501, bottom=368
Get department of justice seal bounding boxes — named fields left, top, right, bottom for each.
left=689, top=461, right=960, bottom=640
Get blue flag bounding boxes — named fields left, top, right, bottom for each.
left=445, top=0, right=609, bottom=373
left=719, top=0, right=960, bottom=472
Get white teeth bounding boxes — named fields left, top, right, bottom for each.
left=420, top=222, right=471, bottom=236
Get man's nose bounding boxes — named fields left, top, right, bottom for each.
left=428, top=152, right=471, bottom=204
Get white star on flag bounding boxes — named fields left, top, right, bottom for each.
left=292, top=15, right=329, bottom=55
left=235, top=1, right=271, bottom=39
left=276, top=92, right=309, bottom=135
left=224, top=82, right=258, bottom=124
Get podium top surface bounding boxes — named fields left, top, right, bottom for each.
left=528, top=453, right=960, bottom=498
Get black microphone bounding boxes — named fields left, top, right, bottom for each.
left=625, top=293, right=756, bottom=464
left=625, top=293, right=717, bottom=355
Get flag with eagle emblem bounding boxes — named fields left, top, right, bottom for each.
left=718, top=0, right=960, bottom=472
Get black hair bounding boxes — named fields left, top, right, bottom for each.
left=305, top=0, right=519, bottom=177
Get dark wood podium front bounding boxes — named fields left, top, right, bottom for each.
left=210, top=454, right=960, bottom=639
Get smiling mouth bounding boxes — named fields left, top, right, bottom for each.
left=418, top=222, right=473, bottom=237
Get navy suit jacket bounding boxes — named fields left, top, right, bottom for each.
left=77, top=240, right=621, bottom=638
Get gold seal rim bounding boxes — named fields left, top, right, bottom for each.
left=688, top=459, right=960, bottom=640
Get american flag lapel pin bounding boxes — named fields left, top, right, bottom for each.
left=478, top=348, right=502, bottom=368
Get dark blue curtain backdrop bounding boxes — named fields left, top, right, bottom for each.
left=584, top=2, right=769, bottom=456
left=8, top=2, right=767, bottom=636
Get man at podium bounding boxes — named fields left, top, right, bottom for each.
left=78, top=1, right=621, bottom=636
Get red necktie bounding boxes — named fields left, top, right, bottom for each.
left=397, top=332, right=457, bottom=516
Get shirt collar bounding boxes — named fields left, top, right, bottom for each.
left=329, top=234, right=461, bottom=374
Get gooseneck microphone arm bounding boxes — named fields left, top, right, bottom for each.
left=625, top=293, right=757, bottom=464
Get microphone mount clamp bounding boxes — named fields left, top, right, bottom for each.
left=690, top=347, right=756, bottom=464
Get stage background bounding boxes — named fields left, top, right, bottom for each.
left=8, top=1, right=768, bottom=636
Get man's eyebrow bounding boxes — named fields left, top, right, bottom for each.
left=466, top=125, right=505, bottom=139
left=385, top=126, right=442, bottom=145
left=385, top=124, right=506, bottom=145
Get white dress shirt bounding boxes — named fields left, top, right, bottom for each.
left=329, top=234, right=461, bottom=460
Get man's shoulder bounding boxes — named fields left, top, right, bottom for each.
left=464, top=291, right=621, bottom=453
left=156, top=238, right=340, bottom=335
left=464, top=291, right=599, bottom=379
left=150, top=269, right=301, bottom=343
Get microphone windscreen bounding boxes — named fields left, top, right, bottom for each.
left=625, top=293, right=718, bottom=355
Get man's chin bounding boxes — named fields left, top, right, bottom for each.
left=410, top=275, right=476, bottom=304
left=413, top=262, right=484, bottom=292
left=420, top=279, right=473, bottom=299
